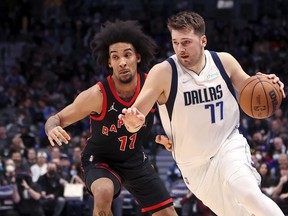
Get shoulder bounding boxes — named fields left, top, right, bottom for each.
left=77, top=84, right=102, bottom=100
left=215, top=52, right=240, bottom=68
left=216, top=52, right=235, bottom=62
left=215, top=52, right=242, bottom=73
left=150, top=60, right=172, bottom=74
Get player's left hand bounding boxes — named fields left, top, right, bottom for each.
left=256, top=72, right=286, bottom=98
left=155, top=135, right=173, bottom=152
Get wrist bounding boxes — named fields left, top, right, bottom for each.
left=127, top=124, right=142, bottom=133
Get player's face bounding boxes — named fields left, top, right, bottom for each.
left=108, top=42, right=140, bottom=84
left=171, top=29, right=206, bottom=70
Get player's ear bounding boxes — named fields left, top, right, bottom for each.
left=136, top=54, right=141, bottom=63
left=108, top=60, right=112, bottom=68
left=201, top=35, right=207, bottom=47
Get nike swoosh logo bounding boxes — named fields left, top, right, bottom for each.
left=182, top=79, right=191, bottom=84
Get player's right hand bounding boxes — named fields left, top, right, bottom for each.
left=155, top=135, right=173, bottom=152
left=47, top=126, right=70, bottom=146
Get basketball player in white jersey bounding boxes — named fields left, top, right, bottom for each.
left=119, top=11, right=286, bottom=216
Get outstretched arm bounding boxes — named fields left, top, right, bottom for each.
left=119, top=61, right=172, bottom=132
left=45, top=84, right=102, bottom=146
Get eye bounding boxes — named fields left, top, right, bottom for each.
left=182, top=40, right=191, bottom=46
left=125, top=52, right=133, bottom=58
left=111, top=55, right=119, bottom=60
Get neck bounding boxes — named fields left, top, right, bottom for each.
left=117, top=89, right=135, bottom=101
left=191, top=54, right=206, bottom=75
left=112, top=76, right=138, bottom=101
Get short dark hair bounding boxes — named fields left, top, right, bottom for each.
left=90, top=20, right=158, bottom=71
left=167, top=11, right=205, bottom=36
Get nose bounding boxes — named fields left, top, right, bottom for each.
left=119, top=58, right=127, bottom=68
left=179, top=45, right=185, bottom=53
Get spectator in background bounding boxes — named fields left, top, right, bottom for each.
left=30, top=151, right=48, bottom=182
left=247, top=119, right=269, bottom=139
left=249, top=130, right=266, bottom=152
left=26, top=148, right=37, bottom=167
left=270, top=137, right=287, bottom=160
left=65, top=162, right=89, bottom=216
left=0, top=159, right=20, bottom=216
left=274, top=153, right=288, bottom=180
left=10, top=151, right=30, bottom=174
left=0, top=126, right=9, bottom=155
left=71, top=145, right=81, bottom=168
left=19, top=125, right=36, bottom=149
left=59, top=153, right=71, bottom=181
left=1, top=159, right=17, bottom=185
left=258, top=162, right=277, bottom=198
left=37, top=162, right=66, bottom=216
left=272, top=165, right=288, bottom=212
left=266, top=119, right=283, bottom=148
left=8, top=136, right=27, bottom=159
left=37, top=99, right=57, bottom=121
left=14, top=172, right=45, bottom=216
left=49, top=146, right=62, bottom=162
left=251, top=152, right=261, bottom=170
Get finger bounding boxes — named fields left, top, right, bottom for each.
left=132, top=107, right=138, bottom=115
left=48, top=136, right=56, bottom=147
left=126, top=108, right=132, bottom=114
left=155, top=135, right=168, bottom=145
left=122, top=108, right=127, bottom=114
left=58, top=127, right=71, bottom=141
left=51, top=127, right=70, bottom=144
left=165, top=144, right=173, bottom=152
left=278, top=82, right=286, bottom=98
left=56, top=132, right=70, bottom=144
left=272, top=76, right=279, bottom=83
left=118, top=114, right=124, bottom=120
left=282, top=89, right=286, bottom=98
left=50, top=132, right=63, bottom=146
left=155, top=135, right=163, bottom=144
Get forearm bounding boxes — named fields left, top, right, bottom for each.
left=13, top=185, right=21, bottom=203
left=26, top=187, right=41, bottom=200
left=272, top=183, right=283, bottom=196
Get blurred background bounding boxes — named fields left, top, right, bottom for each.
left=0, top=0, right=288, bottom=215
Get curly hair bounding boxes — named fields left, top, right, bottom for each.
left=90, top=20, right=158, bottom=72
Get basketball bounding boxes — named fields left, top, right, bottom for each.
left=238, top=74, right=283, bottom=119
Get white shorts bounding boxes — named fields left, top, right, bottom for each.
left=177, top=130, right=261, bottom=216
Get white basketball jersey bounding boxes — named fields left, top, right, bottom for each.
left=158, top=50, right=240, bottom=165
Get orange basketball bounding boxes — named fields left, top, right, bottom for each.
left=238, top=74, right=283, bottom=119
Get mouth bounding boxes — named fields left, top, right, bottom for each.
left=180, top=55, right=189, bottom=59
left=119, top=69, right=130, bottom=75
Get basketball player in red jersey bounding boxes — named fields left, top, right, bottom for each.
left=120, top=11, right=285, bottom=216
left=45, top=20, right=178, bottom=216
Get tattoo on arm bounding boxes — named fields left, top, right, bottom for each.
left=45, top=114, right=61, bottom=135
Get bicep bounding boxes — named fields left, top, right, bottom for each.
left=219, top=52, right=250, bottom=92
left=134, top=62, right=171, bottom=116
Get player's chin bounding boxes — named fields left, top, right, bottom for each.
left=119, top=74, right=133, bottom=83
